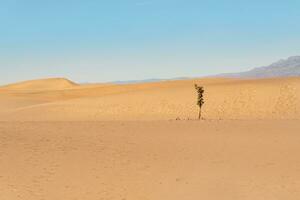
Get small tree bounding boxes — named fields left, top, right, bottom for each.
left=195, top=84, right=205, bottom=120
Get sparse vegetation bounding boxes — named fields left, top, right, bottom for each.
left=195, top=84, right=205, bottom=120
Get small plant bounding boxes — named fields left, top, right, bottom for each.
left=195, top=84, right=205, bottom=120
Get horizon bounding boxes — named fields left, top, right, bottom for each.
left=1, top=0, right=300, bottom=85
left=1, top=54, right=299, bottom=86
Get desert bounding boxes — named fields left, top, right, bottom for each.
left=0, top=77, right=300, bottom=200
left=0, top=77, right=299, bottom=121
left=2, top=0, right=300, bottom=198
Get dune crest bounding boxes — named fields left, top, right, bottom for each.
left=0, top=78, right=77, bottom=91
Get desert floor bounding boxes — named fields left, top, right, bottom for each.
left=1, top=120, right=300, bottom=200
left=0, top=77, right=300, bottom=199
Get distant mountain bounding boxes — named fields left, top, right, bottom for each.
left=111, top=77, right=189, bottom=84
left=220, top=56, right=300, bottom=78
left=113, top=56, right=300, bottom=84
left=112, top=78, right=165, bottom=84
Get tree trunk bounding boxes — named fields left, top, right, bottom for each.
left=198, top=108, right=201, bottom=120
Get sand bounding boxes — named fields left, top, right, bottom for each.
left=0, top=77, right=299, bottom=121
left=0, top=120, right=300, bottom=200
left=0, top=78, right=78, bottom=91
left=0, top=77, right=300, bottom=199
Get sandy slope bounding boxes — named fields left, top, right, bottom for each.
left=0, top=120, right=300, bottom=200
left=0, top=77, right=299, bottom=120
left=0, top=78, right=77, bottom=91
left=1, top=78, right=300, bottom=200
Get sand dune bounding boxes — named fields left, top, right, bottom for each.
left=1, top=77, right=300, bottom=200
left=0, top=78, right=77, bottom=91
left=0, top=77, right=300, bottom=121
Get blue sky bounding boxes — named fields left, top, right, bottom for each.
left=1, top=0, right=300, bottom=84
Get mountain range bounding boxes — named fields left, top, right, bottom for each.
left=112, top=56, right=300, bottom=84
left=219, top=56, right=300, bottom=78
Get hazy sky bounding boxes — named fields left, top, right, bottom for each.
left=1, top=0, right=300, bottom=84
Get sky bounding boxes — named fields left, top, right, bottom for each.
left=1, top=0, right=300, bottom=84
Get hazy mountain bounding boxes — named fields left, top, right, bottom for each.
left=86, top=56, right=300, bottom=85
left=114, top=56, right=300, bottom=84
left=220, top=56, right=300, bottom=78
left=111, top=77, right=189, bottom=84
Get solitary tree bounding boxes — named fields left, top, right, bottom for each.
left=195, top=84, right=205, bottom=119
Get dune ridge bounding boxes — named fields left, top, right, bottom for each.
left=0, top=78, right=77, bottom=91
left=0, top=77, right=299, bottom=121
